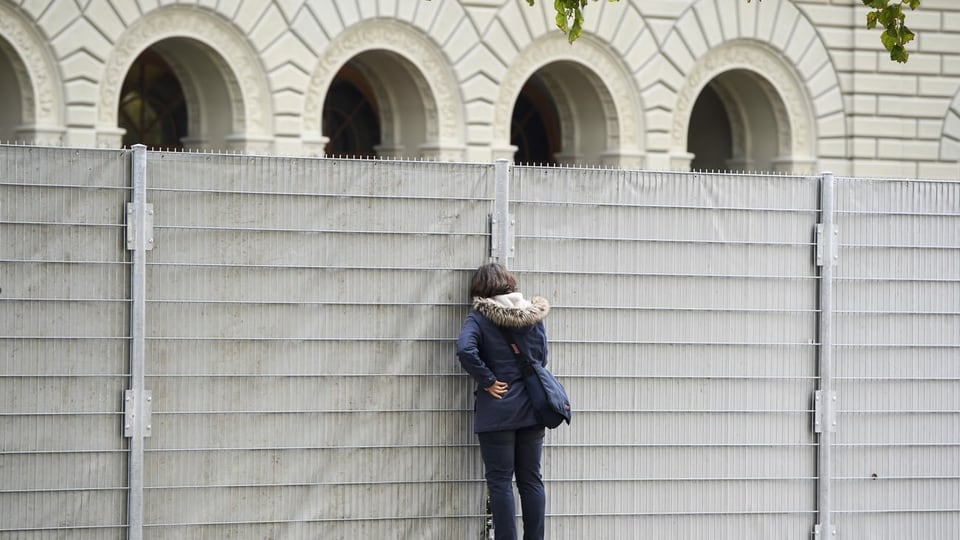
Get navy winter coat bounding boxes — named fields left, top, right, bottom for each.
left=456, top=294, right=551, bottom=433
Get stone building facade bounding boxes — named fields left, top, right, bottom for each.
left=1, top=0, right=959, bottom=178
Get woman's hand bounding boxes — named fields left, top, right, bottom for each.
left=484, top=380, right=508, bottom=399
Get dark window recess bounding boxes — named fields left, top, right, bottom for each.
left=511, top=83, right=560, bottom=165
left=323, top=76, right=380, bottom=158
left=119, top=50, right=187, bottom=149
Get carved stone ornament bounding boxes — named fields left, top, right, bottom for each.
left=491, top=33, right=644, bottom=160
left=671, top=41, right=822, bottom=162
left=0, top=2, right=63, bottom=135
left=940, top=95, right=960, bottom=162
left=97, top=6, right=272, bottom=140
left=303, top=19, right=465, bottom=151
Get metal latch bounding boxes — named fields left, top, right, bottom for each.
left=813, top=522, right=837, bottom=538
left=814, top=390, right=836, bottom=433
left=815, top=224, right=838, bottom=267
left=124, top=389, right=153, bottom=438
left=126, top=202, right=155, bottom=251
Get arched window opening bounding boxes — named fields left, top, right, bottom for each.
left=511, top=78, right=560, bottom=165
left=119, top=49, right=187, bottom=149
left=688, top=83, right=733, bottom=171
left=686, top=69, right=785, bottom=173
left=323, top=66, right=380, bottom=158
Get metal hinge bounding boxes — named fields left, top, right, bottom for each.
left=815, top=224, right=838, bottom=267
left=124, top=389, right=153, bottom=438
left=126, top=202, right=155, bottom=251
left=813, top=390, right=837, bottom=433
left=813, top=523, right=837, bottom=538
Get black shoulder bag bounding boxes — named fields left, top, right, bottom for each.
left=496, top=326, right=571, bottom=429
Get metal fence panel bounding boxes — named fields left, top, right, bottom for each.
left=140, top=153, right=492, bottom=538
left=3, top=145, right=959, bottom=539
left=510, top=167, right=821, bottom=539
left=1, top=146, right=130, bottom=539
left=833, top=177, right=960, bottom=539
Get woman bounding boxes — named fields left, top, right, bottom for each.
left=456, top=263, right=551, bottom=540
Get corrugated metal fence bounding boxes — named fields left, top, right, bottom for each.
left=1, top=145, right=958, bottom=539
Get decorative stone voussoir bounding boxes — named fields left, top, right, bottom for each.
left=303, top=19, right=464, bottom=150
left=671, top=40, right=828, bottom=163
left=0, top=3, right=62, bottom=127
left=490, top=33, right=643, bottom=162
left=97, top=6, right=271, bottom=137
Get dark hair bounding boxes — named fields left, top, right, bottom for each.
left=469, top=263, right=518, bottom=298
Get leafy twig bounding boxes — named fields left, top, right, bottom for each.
left=863, top=0, right=920, bottom=63
left=527, top=0, right=619, bottom=43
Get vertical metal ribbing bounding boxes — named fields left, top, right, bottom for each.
left=492, top=159, right=512, bottom=266
left=127, top=144, right=148, bottom=540
left=488, top=158, right=511, bottom=538
left=817, top=171, right=836, bottom=538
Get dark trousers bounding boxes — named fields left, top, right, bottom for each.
left=477, top=426, right=546, bottom=540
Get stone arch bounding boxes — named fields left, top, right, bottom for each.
left=327, top=50, right=436, bottom=158
left=666, top=0, right=845, bottom=172
left=511, top=62, right=618, bottom=166
left=671, top=41, right=818, bottom=173
left=303, top=19, right=465, bottom=160
left=940, top=90, right=960, bottom=163
left=687, top=65, right=797, bottom=172
left=492, top=33, right=645, bottom=168
left=96, top=6, right=273, bottom=152
left=0, top=2, right=64, bottom=144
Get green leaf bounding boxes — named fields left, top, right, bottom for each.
left=901, top=26, right=915, bottom=44
left=569, top=10, right=584, bottom=43
left=866, top=11, right=879, bottom=29
left=877, top=5, right=897, bottom=27
left=890, top=44, right=909, bottom=63
left=525, top=0, right=623, bottom=43
left=554, top=0, right=567, bottom=32
left=880, top=28, right=898, bottom=51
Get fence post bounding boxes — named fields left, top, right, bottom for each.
left=125, top=144, right=153, bottom=540
left=491, top=159, right=513, bottom=265
left=815, top=171, right=837, bottom=538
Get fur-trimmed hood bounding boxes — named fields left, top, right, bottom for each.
left=472, top=292, right=550, bottom=328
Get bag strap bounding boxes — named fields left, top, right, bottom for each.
left=496, top=326, right=536, bottom=377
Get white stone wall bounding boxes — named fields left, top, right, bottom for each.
left=0, top=0, right=957, bottom=179
left=794, top=0, right=960, bottom=179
